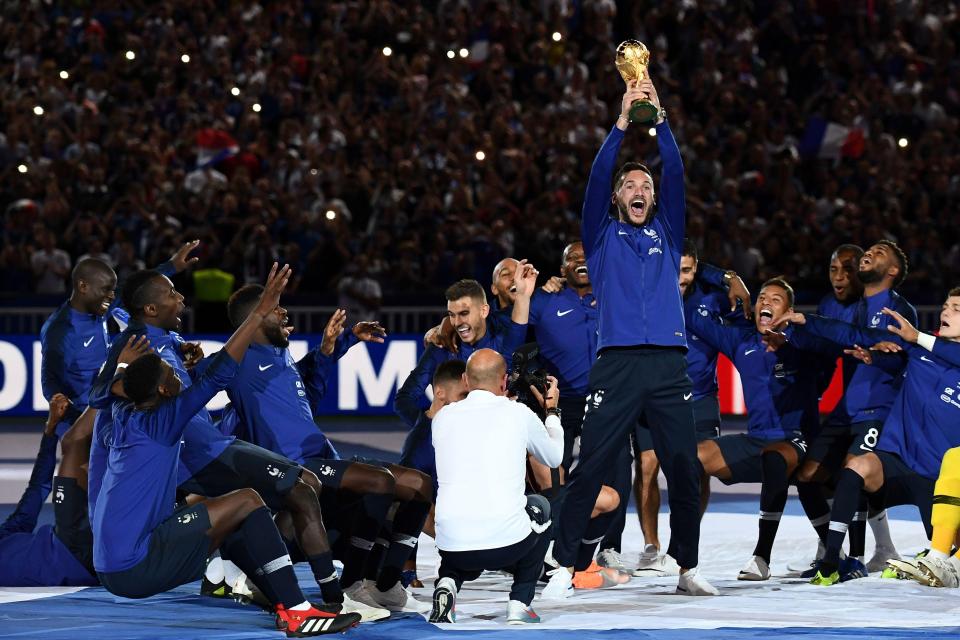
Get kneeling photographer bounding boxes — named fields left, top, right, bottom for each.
left=429, top=348, right=562, bottom=624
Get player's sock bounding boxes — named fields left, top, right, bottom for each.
left=753, top=451, right=789, bottom=564
left=206, top=551, right=225, bottom=584
left=308, top=552, right=344, bottom=604
left=822, top=469, right=864, bottom=574
left=342, top=491, right=393, bottom=588
left=868, top=508, right=896, bottom=551
left=222, top=506, right=306, bottom=609
left=376, top=498, right=430, bottom=592
left=797, top=481, right=831, bottom=544
left=848, top=494, right=868, bottom=560
left=574, top=511, right=615, bottom=571
left=362, top=534, right=389, bottom=582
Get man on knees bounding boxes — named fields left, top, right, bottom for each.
left=429, top=349, right=563, bottom=624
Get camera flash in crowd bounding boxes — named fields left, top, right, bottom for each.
left=125, top=50, right=135, bottom=60
left=458, top=47, right=469, bottom=58
left=898, top=137, right=909, bottom=148
left=325, top=210, right=337, bottom=220
left=17, top=164, right=27, bottom=174
left=230, top=86, right=240, bottom=96
left=252, top=103, right=262, bottom=113
left=59, top=70, right=69, bottom=80
left=475, top=150, right=486, bottom=161
left=648, top=127, right=657, bottom=137
left=552, top=32, right=562, bottom=42
left=33, top=106, right=44, bottom=116
left=446, top=50, right=455, bottom=59
left=181, top=54, right=190, bottom=63
left=382, top=46, right=392, bottom=57
left=310, top=168, right=318, bottom=176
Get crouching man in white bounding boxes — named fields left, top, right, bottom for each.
left=429, top=348, right=563, bottom=625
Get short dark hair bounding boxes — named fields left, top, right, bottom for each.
left=948, top=287, right=960, bottom=298
left=121, top=270, right=163, bottom=319
left=227, top=284, right=263, bottom=328
left=434, top=359, right=466, bottom=386
left=445, top=279, right=486, bottom=304
left=831, top=244, right=864, bottom=262
left=72, top=258, right=114, bottom=288
left=761, top=276, right=795, bottom=307
left=122, top=353, right=164, bottom=404
left=614, top=162, right=653, bottom=192
left=682, top=239, right=698, bottom=261
left=875, top=239, right=909, bottom=287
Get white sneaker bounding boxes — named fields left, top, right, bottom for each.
left=634, top=550, right=681, bottom=577
left=917, top=556, right=960, bottom=588
left=885, top=557, right=926, bottom=581
left=340, top=592, right=391, bottom=622
left=597, top=548, right=630, bottom=574
left=506, top=600, right=541, bottom=624
left=364, top=579, right=430, bottom=613
left=541, top=567, right=574, bottom=599
left=866, top=547, right=901, bottom=573
left=343, top=581, right=386, bottom=612
left=737, top=555, right=770, bottom=581
left=676, top=567, right=719, bottom=596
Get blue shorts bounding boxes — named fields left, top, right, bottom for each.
left=871, top=450, right=934, bottom=536
left=713, top=433, right=806, bottom=485
left=807, top=419, right=885, bottom=468
left=634, top=395, right=721, bottom=452
left=178, top=440, right=301, bottom=510
left=99, top=503, right=211, bottom=599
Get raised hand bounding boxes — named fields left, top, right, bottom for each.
left=770, top=311, right=806, bottom=332
left=353, top=321, right=387, bottom=344
left=844, top=344, right=874, bottom=365
left=425, top=316, right=459, bottom=353
left=870, top=340, right=903, bottom=354
left=541, top=276, right=566, bottom=293
left=513, top=259, right=540, bottom=299
left=118, top=334, right=151, bottom=364
left=726, top=273, right=753, bottom=319
left=253, top=263, right=292, bottom=317
left=169, top=239, right=201, bottom=273
left=321, top=309, right=347, bottom=356
left=761, top=329, right=787, bottom=352
left=882, top=307, right=919, bottom=343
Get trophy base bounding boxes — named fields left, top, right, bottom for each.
left=628, top=100, right=660, bottom=125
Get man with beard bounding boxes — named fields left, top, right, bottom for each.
left=543, top=78, right=716, bottom=598
left=689, top=278, right=835, bottom=581
left=795, top=240, right=915, bottom=580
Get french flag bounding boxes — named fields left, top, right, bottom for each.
left=195, top=128, right=239, bottom=169
left=798, top=116, right=865, bottom=160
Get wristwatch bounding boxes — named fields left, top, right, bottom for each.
left=723, top=270, right=737, bottom=284
left=545, top=407, right=561, bottom=419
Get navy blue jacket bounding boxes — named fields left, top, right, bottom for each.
left=797, top=316, right=960, bottom=478
left=581, top=122, right=687, bottom=350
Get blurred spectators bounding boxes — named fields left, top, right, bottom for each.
left=0, top=0, right=957, bottom=307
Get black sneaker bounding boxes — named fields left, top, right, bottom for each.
left=276, top=604, right=361, bottom=637
left=200, top=575, right=233, bottom=598
left=428, top=578, right=456, bottom=624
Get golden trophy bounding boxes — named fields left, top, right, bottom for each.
left=615, top=40, right=659, bottom=124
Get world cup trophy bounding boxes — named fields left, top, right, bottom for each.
left=615, top=40, right=659, bottom=124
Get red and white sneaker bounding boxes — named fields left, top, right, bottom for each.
left=275, top=604, right=361, bottom=636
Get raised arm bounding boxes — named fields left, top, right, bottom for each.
left=687, top=307, right=744, bottom=359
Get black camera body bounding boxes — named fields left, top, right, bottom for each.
left=508, top=342, right=550, bottom=419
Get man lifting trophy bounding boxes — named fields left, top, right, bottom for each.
left=615, top=40, right=660, bottom=124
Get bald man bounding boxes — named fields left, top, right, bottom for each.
left=429, top=349, right=563, bottom=625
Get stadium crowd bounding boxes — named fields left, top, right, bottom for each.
left=1, top=0, right=958, bottom=306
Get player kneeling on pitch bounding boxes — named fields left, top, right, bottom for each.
left=429, top=349, right=563, bottom=625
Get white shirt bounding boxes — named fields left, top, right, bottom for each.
left=432, top=389, right=563, bottom=552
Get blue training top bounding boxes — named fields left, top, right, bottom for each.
left=581, top=122, right=687, bottom=351
left=93, top=351, right=239, bottom=573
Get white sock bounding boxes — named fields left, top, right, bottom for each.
left=929, top=549, right=950, bottom=561
left=868, top=510, right=896, bottom=551
left=205, top=553, right=225, bottom=583
left=223, top=559, right=245, bottom=588
left=290, top=600, right=312, bottom=611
